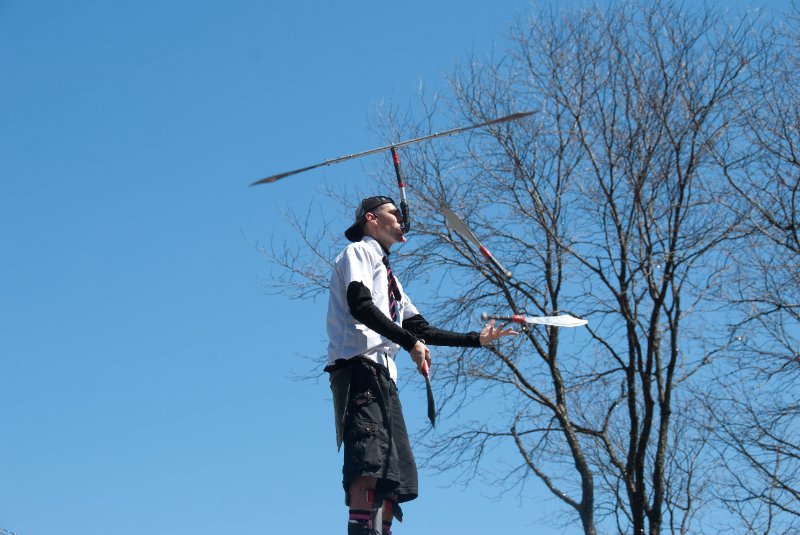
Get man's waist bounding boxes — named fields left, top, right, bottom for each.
left=328, top=343, right=397, bottom=362
left=324, top=354, right=392, bottom=380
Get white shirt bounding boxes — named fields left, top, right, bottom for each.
left=326, top=236, right=419, bottom=382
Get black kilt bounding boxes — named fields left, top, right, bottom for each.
left=328, top=357, right=418, bottom=504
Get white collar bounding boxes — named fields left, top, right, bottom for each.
left=361, top=235, right=390, bottom=257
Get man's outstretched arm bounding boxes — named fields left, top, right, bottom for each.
left=402, top=314, right=481, bottom=347
left=403, top=314, right=517, bottom=347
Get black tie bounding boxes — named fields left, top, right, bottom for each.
left=383, top=256, right=400, bottom=322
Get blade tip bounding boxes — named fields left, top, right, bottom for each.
left=250, top=177, right=277, bottom=186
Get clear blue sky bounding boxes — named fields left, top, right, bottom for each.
left=0, top=2, right=791, bottom=534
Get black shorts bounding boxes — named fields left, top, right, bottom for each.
left=329, top=357, right=418, bottom=504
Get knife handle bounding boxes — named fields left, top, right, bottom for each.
left=478, top=245, right=513, bottom=280
left=481, top=312, right=526, bottom=325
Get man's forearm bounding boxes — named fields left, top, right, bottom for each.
left=402, top=314, right=481, bottom=348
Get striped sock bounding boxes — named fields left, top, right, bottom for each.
left=348, top=510, right=373, bottom=534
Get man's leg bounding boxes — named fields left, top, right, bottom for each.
left=341, top=362, right=405, bottom=534
left=348, top=476, right=396, bottom=535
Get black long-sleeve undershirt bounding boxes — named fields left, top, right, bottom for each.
left=402, top=313, right=481, bottom=348
left=346, top=281, right=481, bottom=352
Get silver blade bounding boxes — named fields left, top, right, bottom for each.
left=421, top=360, right=435, bottom=426
left=525, top=314, right=588, bottom=327
left=425, top=375, right=436, bottom=426
left=443, top=206, right=513, bottom=280
left=442, top=206, right=483, bottom=248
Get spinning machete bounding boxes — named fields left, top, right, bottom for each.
left=250, top=111, right=534, bottom=236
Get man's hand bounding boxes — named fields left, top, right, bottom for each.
left=410, top=340, right=431, bottom=376
left=479, top=319, right=518, bottom=346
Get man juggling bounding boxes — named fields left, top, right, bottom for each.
left=324, top=195, right=516, bottom=535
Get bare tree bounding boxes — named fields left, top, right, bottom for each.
left=705, top=4, right=800, bottom=533
left=374, top=4, right=763, bottom=534
left=262, top=2, right=774, bottom=533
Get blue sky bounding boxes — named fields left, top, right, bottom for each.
left=0, top=1, right=792, bottom=534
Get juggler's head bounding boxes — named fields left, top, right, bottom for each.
left=344, top=195, right=406, bottom=249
